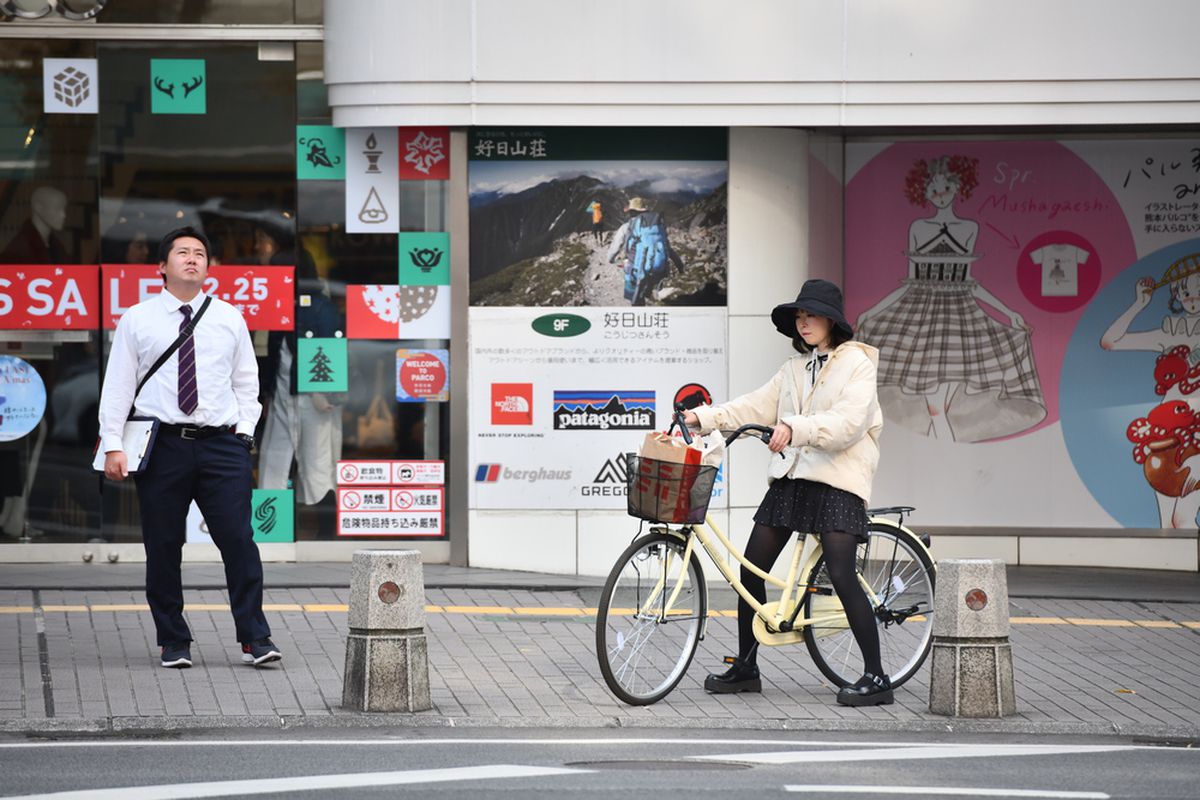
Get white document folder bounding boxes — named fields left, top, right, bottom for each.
left=92, top=417, right=160, bottom=474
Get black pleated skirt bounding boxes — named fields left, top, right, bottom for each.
left=753, top=477, right=869, bottom=542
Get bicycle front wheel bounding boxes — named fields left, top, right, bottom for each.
left=802, top=523, right=936, bottom=689
left=596, top=532, right=708, bottom=705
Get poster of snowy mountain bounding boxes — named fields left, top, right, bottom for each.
left=469, top=128, right=728, bottom=307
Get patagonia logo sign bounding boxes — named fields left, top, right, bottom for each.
left=552, top=390, right=655, bottom=431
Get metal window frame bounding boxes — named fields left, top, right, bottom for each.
left=0, top=23, right=323, bottom=40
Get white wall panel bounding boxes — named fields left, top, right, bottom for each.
left=325, top=0, right=1200, bottom=127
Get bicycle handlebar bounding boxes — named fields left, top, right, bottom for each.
left=669, top=403, right=774, bottom=448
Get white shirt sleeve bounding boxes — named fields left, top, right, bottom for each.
left=607, top=222, right=630, bottom=263
left=1075, top=246, right=1090, bottom=264
left=98, top=313, right=139, bottom=453
left=1030, top=247, right=1045, bottom=264
left=230, top=313, right=262, bottom=435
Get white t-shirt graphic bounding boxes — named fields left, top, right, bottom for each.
left=1032, top=243, right=1090, bottom=297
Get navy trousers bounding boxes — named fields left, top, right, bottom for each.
left=134, top=432, right=270, bottom=647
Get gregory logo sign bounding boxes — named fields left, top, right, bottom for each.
left=474, top=463, right=572, bottom=483
left=491, top=383, right=533, bottom=425
left=552, top=390, right=655, bottom=430
left=582, top=453, right=630, bottom=497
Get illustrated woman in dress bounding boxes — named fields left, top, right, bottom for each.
left=1101, top=254, right=1200, bottom=528
left=683, top=280, right=892, bottom=706
left=856, top=156, right=1046, bottom=442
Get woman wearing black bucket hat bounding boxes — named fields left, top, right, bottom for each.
left=683, top=279, right=890, bottom=706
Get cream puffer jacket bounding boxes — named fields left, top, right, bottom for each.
left=691, top=341, right=883, bottom=502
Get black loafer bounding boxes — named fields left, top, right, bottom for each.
left=836, top=672, right=893, bottom=706
left=703, top=655, right=762, bottom=694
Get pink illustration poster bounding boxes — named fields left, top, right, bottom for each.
left=845, top=138, right=1200, bottom=529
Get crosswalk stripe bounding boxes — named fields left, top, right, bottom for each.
left=783, top=786, right=1109, bottom=798
left=3, top=764, right=589, bottom=800
left=693, top=743, right=1138, bottom=765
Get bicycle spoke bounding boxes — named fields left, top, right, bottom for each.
left=597, top=534, right=706, bottom=705
left=806, top=526, right=935, bottom=689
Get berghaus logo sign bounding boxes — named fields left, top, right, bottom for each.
left=531, top=313, right=590, bottom=338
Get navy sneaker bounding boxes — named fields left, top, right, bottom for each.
left=160, top=644, right=192, bottom=669
left=241, top=638, right=282, bottom=666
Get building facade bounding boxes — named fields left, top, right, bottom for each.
left=2, top=1, right=1199, bottom=572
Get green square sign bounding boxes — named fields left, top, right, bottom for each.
left=150, top=59, right=206, bottom=115
left=297, top=337, right=348, bottom=393
left=399, top=232, right=450, bottom=286
left=297, top=125, right=345, bottom=180
left=251, top=489, right=294, bottom=543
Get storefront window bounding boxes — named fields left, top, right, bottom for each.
left=0, top=40, right=102, bottom=544
left=290, top=41, right=451, bottom=541
left=0, top=29, right=452, bottom=548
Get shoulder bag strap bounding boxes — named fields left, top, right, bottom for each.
left=133, top=295, right=213, bottom=400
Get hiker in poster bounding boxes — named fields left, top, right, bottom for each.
left=1102, top=253, right=1200, bottom=528
left=586, top=199, right=604, bottom=244
left=856, top=155, right=1046, bottom=442
left=607, top=197, right=685, bottom=307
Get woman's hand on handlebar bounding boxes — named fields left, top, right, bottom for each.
left=681, top=410, right=700, bottom=427
left=767, top=421, right=793, bottom=453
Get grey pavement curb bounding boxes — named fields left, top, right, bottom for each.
left=2, top=714, right=1196, bottom=740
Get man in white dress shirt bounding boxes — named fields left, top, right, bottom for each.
left=99, top=227, right=281, bottom=669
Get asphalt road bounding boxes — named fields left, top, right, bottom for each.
left=0, top=729, right=1196, bottom=799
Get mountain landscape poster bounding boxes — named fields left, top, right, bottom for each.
left=469, top=128, right=728, bottom=307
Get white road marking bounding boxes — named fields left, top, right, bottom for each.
left=694, top=743, right=1138, bottom=765
left=2, top=764, right=587, bottom=800
left=784, top=787, right=1109, bottom=799
left=0, top=738, right=1184, bottom=751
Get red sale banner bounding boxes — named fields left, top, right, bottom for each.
left=102, top=264, right=295, bottom=330
left=0, top=265, right=100, bottom=330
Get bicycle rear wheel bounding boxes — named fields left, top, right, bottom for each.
left=596, top=532, right=708, bottom=705
left=802, top=523, right=935, bottom=688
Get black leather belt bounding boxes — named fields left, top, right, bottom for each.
left=158, top=423, right=234, bottom=440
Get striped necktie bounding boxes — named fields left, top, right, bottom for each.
left=177, top=304, right=198, bottom=414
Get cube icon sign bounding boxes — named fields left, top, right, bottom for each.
left=54, top=67, right=90, bottom=107
left=43, top=58, right=98, bottom=114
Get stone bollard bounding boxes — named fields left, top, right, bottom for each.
left=342, top=550, right=432, bottom=712
left=928, top=558, right=1017, bottom=718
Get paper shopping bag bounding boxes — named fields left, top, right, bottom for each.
left=638, top=431, right=702, bottom=466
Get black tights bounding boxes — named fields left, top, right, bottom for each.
left=736, top=523, right=883, bottom=677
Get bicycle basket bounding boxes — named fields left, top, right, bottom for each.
left=625, top=454, right=718, bottom=524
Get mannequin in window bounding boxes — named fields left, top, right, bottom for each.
left=1, top=186, right=69, bottom=264
left=258, top=244, right=344, bottom=505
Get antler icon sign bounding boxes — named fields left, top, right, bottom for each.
left=182, top=76, right=204, bottom=98
left=153, top=77, right=175, bottom=98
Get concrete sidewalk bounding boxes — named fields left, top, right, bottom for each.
left=1, top=564, right=1198, bottom=738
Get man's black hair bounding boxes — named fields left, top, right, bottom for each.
left=157, top=226, right=211, bottom=264
left=792, top=326, right=853, bottom=354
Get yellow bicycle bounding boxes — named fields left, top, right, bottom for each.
left=596, top=409, right=936, bottom=706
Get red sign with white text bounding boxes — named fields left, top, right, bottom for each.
left=102, top=264, right=295, bottom=330
left=0, top=265, right=100, bottom=330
